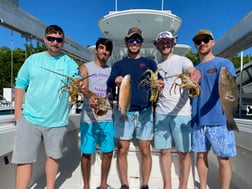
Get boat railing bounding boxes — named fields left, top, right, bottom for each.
left=0, top=115, right=15, bottom=127
left=234, top=118, right=252, bottom=151
left=0, top=115, right=16, bottom=156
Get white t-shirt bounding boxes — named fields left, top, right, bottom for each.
left=156, top=54, right=194, bottom=116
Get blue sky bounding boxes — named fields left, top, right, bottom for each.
left=1, top=0, right=252, bottom=54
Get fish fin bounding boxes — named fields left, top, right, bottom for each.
left=221, top=106, right=225, bottom=115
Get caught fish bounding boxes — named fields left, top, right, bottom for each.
left=218, top=67, right=239, bottom=131
left=118, top=74, right=131, bottom=121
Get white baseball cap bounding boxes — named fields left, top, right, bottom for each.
left=153, top=31, right=177, bottom=45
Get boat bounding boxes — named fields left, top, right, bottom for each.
left=0, top=106, right=14, bottom=115
left=0, top=94, right=15, bottom=115
left=1, top=2, right=252, bottom=189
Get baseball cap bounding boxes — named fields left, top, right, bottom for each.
left=153, top=31, right=177, bottom=45
left=192, top=29, right=214, bottom=42
left=155, top=31, right=177, bottom=41
left=126, top=27, right=143, bottom=39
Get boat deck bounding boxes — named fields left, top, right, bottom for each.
left=26, top=146, right=251, bottom=189
left=1, top=115, right=252, bottom=189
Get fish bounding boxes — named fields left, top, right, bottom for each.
left=218, top=67, right=239, bottom=131
left=118, top=74, right=131, bottom=121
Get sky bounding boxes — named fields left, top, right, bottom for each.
left=0, top=0, right=252, bottom=54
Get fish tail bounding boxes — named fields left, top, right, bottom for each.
left=119, top=112, right=128, bottom=121
left=227, top=119, right=239, bottom=132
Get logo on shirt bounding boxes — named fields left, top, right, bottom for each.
left=140, top=63, right=146, bottom=68
left=206, top=68, right=217, bottom=73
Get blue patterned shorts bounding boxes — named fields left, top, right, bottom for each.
left=192, top=125, right=236, bottom=157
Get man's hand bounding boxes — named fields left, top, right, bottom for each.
left=78, top=80, right=86, bottom=93
left=190, top=69, right=201, bottom=83
left=115, top=76, right=123, bottom=86
left=158, top=79, right=164, bottom=91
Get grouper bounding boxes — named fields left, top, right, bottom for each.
left=218, top=67, right=239, bottom=131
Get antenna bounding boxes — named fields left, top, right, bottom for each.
left=115, top=0, right=118, bottom=11
left=161, top=0, right=164, bottom=10
left=10, top=30, right=14, bottom=104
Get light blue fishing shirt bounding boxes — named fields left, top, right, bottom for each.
left=15, top=51, right=80, bottom=127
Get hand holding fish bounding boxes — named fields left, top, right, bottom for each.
left=115, top=76, right=124, bottom=86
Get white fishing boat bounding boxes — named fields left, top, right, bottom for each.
left=98, top=9, right=191, bottom=64
left=0, top=0, right=252, bottom=188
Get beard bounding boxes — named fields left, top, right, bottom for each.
left=199, top=46, right=211, bottom=55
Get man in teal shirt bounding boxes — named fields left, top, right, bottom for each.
left=12, top=25, right=82, bottom=189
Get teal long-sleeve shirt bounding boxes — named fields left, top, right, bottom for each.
left=15, top=51, right=80, bottom=127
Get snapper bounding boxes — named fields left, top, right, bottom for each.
left=118, top=74, right=131, bottom=121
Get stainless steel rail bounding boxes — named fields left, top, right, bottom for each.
left=0, top=0, right=92, bottom=62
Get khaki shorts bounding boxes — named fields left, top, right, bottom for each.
left=11, top=116, right=67, bottom=164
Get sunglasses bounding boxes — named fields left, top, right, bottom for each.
left=127, top=37, right=143, bottom=43
left=46, top=36, right=64, bottom=43
left=194, top=37, right=211, bottom=45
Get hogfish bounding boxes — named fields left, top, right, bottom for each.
left=218, top=67, right=239, bottom=131
left=118, top=74, right=131, bottom=121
